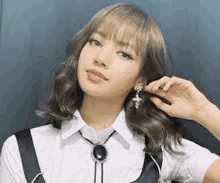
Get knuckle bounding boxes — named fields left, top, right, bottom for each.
left=171, top=76, right=177, bottom=80
left=187, top=80, right=192, bottom=85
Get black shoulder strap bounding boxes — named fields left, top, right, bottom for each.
left=15, top=128, right=47, bottom=183
left=133, top=135, right=180, bottom=183
left=15, top=129, right=179, bottom=183
left=131, top=135, right=162, bottom=183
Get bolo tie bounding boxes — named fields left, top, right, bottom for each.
left=78, top=130, right=116, bottom=183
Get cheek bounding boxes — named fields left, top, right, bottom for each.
left=77, top=50, right=87, bottom=85
left=78, top=46, right=92, bottom=74
left=110, top=66, right=140, bottom=92
left=112, top=63, right=140, bottom=82
left=116, top=74, right=137, bottom=89
left=79, top=47, right=90, bottom=65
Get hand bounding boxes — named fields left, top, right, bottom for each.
left=144, top=76, right=212, bottom=121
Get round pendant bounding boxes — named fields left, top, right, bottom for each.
left=91, top=144, right=108, bottom=163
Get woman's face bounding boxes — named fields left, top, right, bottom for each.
left=77, top=30, right=143, bottom=99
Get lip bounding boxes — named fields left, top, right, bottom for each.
left=86, top=69, right=108, bottom=81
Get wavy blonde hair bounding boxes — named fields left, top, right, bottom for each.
left=36, top=3, right=184, bottom=156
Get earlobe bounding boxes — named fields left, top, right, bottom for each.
left=134, top=77, right=146, bottom=88
left=134, top=82, right=144, bottom=91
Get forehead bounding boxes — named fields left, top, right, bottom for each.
left=93, top=15, right=145, bottom=56
left=93, top=29, right=136, bottom=51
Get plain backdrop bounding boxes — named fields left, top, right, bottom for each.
left=0, top=0, right=220, bottom=155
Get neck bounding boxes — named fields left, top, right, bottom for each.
left=79, top=94, right=125, bottom=132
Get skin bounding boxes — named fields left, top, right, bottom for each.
left=77, top=28, right=220, bottom=182
left=144, top=76, right=220, bottom=182
left=78, top=32, right=145, bottom=132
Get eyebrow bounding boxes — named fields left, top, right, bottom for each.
left=95, top=31, right=107, bottom=38
left=93, top=31, right=137, bottom=54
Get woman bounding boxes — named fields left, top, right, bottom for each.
left=1, top=3, right=220, bottom=183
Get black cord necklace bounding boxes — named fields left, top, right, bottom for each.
left=78, top=130, right=116, bottom=183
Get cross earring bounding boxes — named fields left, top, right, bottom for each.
left=132, top=86, right=143, bottom=109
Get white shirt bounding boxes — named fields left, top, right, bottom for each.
left=0, top=109, right=219, bottom=183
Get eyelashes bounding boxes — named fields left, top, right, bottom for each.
left=88, top=38, right=101, bottom=47
left=118, top=52, right=133, bottom=60
left=88, top=38, right=134, bottom=60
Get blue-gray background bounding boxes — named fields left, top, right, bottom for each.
left=0, top=0, right=220, bottom=155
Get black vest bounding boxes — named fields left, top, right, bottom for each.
left=15, top=128, right=179, bottom=183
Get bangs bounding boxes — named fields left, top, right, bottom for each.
left=94, top=9, right=148, bottom=57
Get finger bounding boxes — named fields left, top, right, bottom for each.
left=145, top=85, right=168, bottom=100
left=163, top=76, right=191, bottom=91
left=155, top=88, right=168, bottom=98
left=163, top=78, right=175, bottom=91
left=145, top=80, right=156, bottom=90
left=150, top=97, right=172, bottom=115
left=145, top=76, right=167, bottom=91
left=151, top=76, right=170, bottom=91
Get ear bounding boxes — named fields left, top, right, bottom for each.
left=134, top=76, right=147, bottom=89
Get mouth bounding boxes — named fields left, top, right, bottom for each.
left=86, top=70, right=108, bottom=81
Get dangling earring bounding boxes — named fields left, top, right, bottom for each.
left=132, top=86, right=143, bottom=109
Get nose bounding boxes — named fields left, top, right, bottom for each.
left=94, top=46, right=113, bottom=69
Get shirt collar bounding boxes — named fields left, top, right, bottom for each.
left=61, top=109, right=86, bottom=140
left=61, top=109, right=133, bottom=146
left=111, top=108, right=133, bottom=146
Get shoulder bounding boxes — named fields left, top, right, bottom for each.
left=1, top=124, right=59, bottom=157
left=30, top=124, right=61, bottom=152
left=30, top=124, right=60, bottom=140
left=0, top=124, right=59, bottom=182
left=160, top=138, right=220, bottom=182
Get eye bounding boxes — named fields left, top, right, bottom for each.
left=119, top=51, right=134, bottom=60
left=88, top=38, right=101, bottom=47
